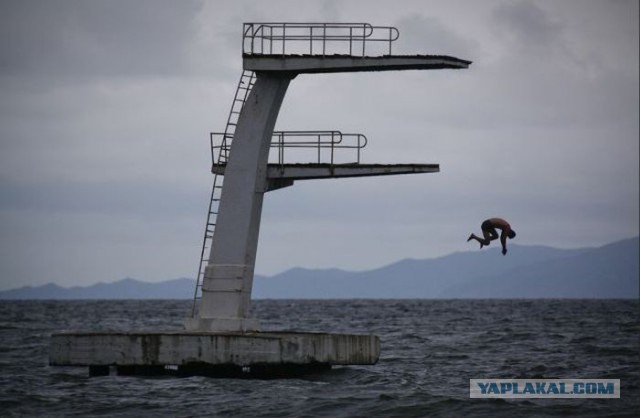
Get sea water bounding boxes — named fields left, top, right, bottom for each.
left=1, top=299, right=638, bottom=417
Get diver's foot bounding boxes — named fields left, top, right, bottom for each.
left=467, top=234, right=474, bottom=242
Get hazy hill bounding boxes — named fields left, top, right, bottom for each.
left=253, top=237, right=638, bottom=299
left=1, top=237, right=637, bottom=299
left=0, top=278, right=195, bottom=300
left=440, top=237, right=639, bottom=298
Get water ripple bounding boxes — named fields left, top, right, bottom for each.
left=0, top=299, right=638, bottom=416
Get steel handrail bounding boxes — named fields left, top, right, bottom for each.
left=210, top=130, right=368, bottom=168
left=243, top=22, right=399, bottom=56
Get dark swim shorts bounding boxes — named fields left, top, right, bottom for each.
left=481, top=220, right=495, bottom=232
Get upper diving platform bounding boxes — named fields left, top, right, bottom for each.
left=242, top=22, right=472, bottom=73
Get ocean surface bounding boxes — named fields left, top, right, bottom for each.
left=0, top=299, right=638, bottom=417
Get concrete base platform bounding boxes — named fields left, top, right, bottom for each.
left=50, top=331, right=380, bottom=378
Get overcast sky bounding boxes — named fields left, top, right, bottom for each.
left=1, top=0, right=638, bottom=290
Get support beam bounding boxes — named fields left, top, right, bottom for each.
left=186, top=72, right=293, bottom=332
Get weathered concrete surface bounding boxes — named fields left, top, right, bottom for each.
left=50, top=331, right=380, bottom=367
left=243, top=54, right=471, bottom=73
left=191, top=73, right=292, bottom=332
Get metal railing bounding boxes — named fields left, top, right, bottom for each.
left=243, top=23, right=399, bottom=56
left=210, top=131, right=368, bottom=168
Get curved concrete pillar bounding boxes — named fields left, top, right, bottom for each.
left=186, top=72, right=293, bottom=332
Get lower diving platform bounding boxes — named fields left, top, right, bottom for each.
left=211, top=131, right=439, bottom=189
left=268, top=162, right=438, bottom=179
left=214, top=162, right=438, bottom=179
left=214, top=162, right=439, bottom=191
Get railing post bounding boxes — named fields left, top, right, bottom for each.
left=282, top=24, right=286, bottom=56
left=322, top=23, right=326, bottom=57
left=210, top=133, right=214, bottom=167
left=252, top=24, right=256, bottom=55
left=267, top=25, right=271, bottom=54
left=242, top=24, right=246, bottom=55
left=330, top=131, right=335, bottom=165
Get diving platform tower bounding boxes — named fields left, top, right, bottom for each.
left=50, top=23, right=470, bottom=377
left=186, top=23, right=470, bottom=332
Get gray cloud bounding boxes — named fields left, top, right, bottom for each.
left=393, top=14, right=480, bottom=58
left=0, top=0, right=637, bottom=289
left=1, top=0, right=203, bottom=78
left=492, top=0, right=564, bottom=51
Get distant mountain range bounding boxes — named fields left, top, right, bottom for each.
left=254, top=237, right=638, bottom=299
left=1, top=237, right=638, bottom=299
left=0, top=278, right=196, bottom=300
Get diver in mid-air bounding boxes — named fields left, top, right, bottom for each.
left=467, top=218, right=516, bottom=255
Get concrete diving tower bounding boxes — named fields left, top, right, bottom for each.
left=50, top=23, right=470, bottom=378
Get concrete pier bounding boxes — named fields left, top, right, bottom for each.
left=50, top=331, right=380, bottom=378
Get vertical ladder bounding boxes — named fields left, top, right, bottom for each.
left=191, top=70, right=256, bottom=317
